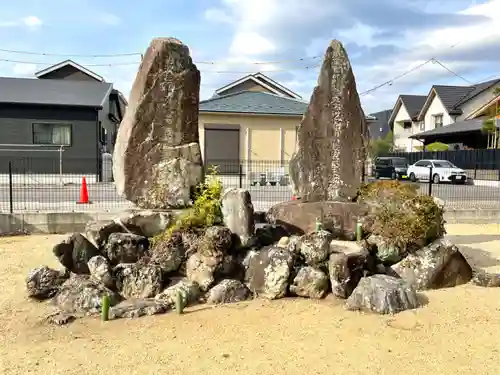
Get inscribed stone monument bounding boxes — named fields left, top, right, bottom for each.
left=289, top=40, right=367, bottom=201
left=113, top=37, right=203, bottom=209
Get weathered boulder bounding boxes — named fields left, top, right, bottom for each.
left=346, top=274, right=419, bottom=314
left=289, top=267, right=329, bottom=299
left=53, top=275, right=120, bottom=315
left=471, top=270, right=500, bottom=287
left=288, top=40, right=367, bottom=201
left=198, top=226, right=232, bottom=260
left=266, top=200, right=367, bottom=237
left=87, top=256, right=114, bottom=289
left=328, top=245, right=379, bottom=299
left=150, top=232, right=185, bottom=274
left=221, top=188, right=255, bottom=247
left=391, top=238, right=472, bottom=290
left=85, top=220, right=128, bottom=249
left=244, top=247, right=295, bottom=299
left=112, top=37, right=203, bottom=209
left=255, top=224, right=289, bottom=247
left=328, top=252, right=351, bottom=298
left=185, top=253, right=217, bottom=291
left=297, top=230, right=333, bottom=266
left=105, top=233, right=149, bottom=266
left=155, top=278, right=201, bottom=306
left=118, top=210, right=174, bottom=237
left=114, top=263, right=163, bottom=299
left=109, top=298, right=169, bottom=319
left=26, top=266, right=68, bottom=300
left=276, top=236, right=290, bottom=248
left=206, top=279, right=251, bottom=304
left=367, top=235, right=403, bottom=264
left=53, top=233, right=100, bottom=274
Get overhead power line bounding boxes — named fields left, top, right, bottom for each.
left=430, top=58, right=473, bottom=84
left=0, top=47, right=321, bottom=65
left=0, top=57, right=321, bottom=73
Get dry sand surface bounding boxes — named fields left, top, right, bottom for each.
left=1, top=224, right=500, bottom=375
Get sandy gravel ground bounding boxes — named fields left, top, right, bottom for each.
left=1, top=225, right=500, bottom=375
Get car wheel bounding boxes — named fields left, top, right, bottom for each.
left=433, top=174, right=440, bottom=184
left=409, top=173, right=416, bottom=182
left=375, top=172, right=380, bottom=179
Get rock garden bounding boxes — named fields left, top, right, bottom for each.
left=25, top=37, right=500, bottom=325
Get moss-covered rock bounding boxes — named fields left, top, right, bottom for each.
left=357, top=180, right=445, bottom=260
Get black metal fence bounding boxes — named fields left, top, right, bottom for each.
left=384, top=149, right=500, bottom=170
left=1, top=157, right=500, bottom=213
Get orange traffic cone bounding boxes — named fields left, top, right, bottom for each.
left=76, top=176, right=91, bottom=204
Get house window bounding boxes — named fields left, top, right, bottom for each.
left=433, top=114, right=443, bottom=128
left=402, top=121, right=412, bottom=129
left=419, top=121, right=425, bottom=131
left=33, top=123, right=72, bottom=146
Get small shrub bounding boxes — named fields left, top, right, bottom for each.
left=358, top=180, right=445, bottom=250
left=152, top=166, right=224, bottom=245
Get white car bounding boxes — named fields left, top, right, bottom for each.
left=407, top=159, right=468, bottom=184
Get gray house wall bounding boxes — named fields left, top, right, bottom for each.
left=0, top=104, right=100, bottom=176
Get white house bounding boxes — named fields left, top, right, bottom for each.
left=391, top=78, right=500, bottom=151
left=389, top=94, right=427, bottom=151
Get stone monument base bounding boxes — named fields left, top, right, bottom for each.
left=266, top=200, right=367, bottom=238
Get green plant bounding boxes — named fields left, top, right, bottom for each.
left=368, top=131, right=395, bottom=160
left=358, top=180, right=445, bottom=249
left=152, top=166, right=224, bottom=244
left=425, top=142, right=449, bottom=152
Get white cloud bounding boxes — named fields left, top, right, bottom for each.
left=205, top=0, right=500, bottom=113
left=12, top=63, right=37, bottom=76
left=230, top=32, right=276, bottom=56
left=0, top=15, right=42, bottom=28
left=22, top=16, right=42, bottom=28
left=98, top=13, right=121, bottom=26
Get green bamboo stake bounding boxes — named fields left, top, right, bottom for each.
left=356, top=221, right=363, bottom=241
left=315, top=217, right=322, bottom=232
left=101, top=295, right=110, bottom=321
left=175, top=291, right=185, bottom=314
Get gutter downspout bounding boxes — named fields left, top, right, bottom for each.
left=96, top=109, right=101, bottom=182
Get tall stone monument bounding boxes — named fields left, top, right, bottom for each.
left=113, top=38, right=204, bottom=209
left=289, top=40, right=367, bottom=202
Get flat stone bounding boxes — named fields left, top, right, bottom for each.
left=112, top=37, right=203, bottom=209
left=266, top=200, right=367, bottom=236
left=289, top=40, right=367, bottom=201
left=109, top=299, right=169, bottom=319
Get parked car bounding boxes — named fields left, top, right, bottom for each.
left=373, top=157, right=409, bottom=180
left=407, top=159, right=467, bottom=184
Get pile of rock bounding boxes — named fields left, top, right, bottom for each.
left=23, top=37, right=496, bottom=326
left=26, top=184, right=478, bottom=325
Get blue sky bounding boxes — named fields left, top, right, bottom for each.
left=1, top=0, right=499, bottom=113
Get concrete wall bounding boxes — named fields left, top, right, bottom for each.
left=199, top=112, right=301, bottom=167
left=2, top=208, right=500, bottom=236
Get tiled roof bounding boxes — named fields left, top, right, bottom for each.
left=400, top=95, right=427, bottom=119
left=199, top=90, right=308, bottom=115
left=433, top=85, right=474, bottom=113
left=410, top=118, right=484, bottom=139
left=453, top=78, right=500, bottom=108
left=0, top=77, right=112, bottom=108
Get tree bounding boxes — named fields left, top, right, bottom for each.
left=368, top=131, right=395, bottom=160
left=425, top=142, right=449, bottom=151
left=481, top=87, right=500, bottom=148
